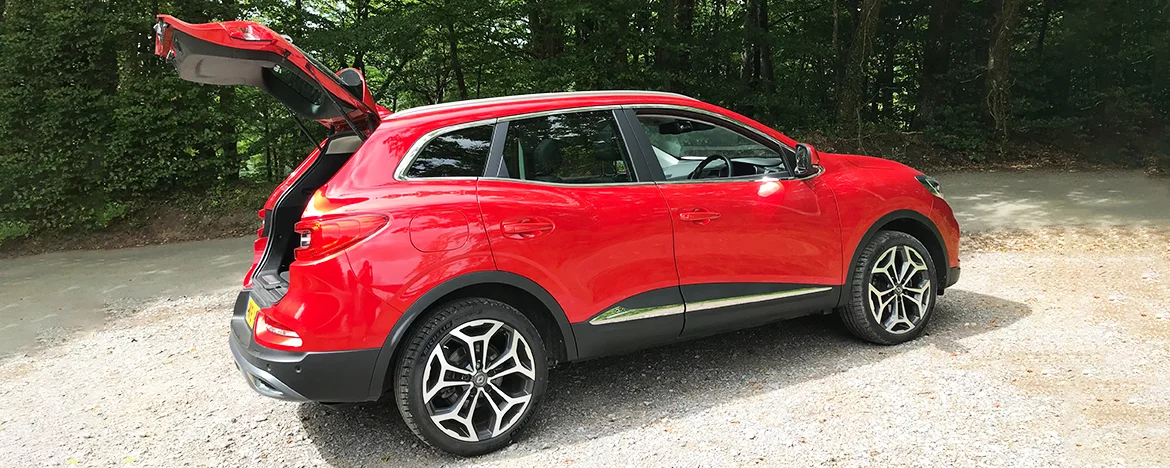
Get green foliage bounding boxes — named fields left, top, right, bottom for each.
left=1, top=0, right=1168, bottom=239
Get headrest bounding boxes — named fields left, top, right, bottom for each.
left=593, top=125, right=625, bottom=162
left=532, top=138, right=562, bottom=175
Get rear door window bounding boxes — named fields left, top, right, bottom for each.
left=405, top=125, right=494, bottom=178
left=493, top=110, right=635, bottom=184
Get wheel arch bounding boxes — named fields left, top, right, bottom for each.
left=365, top=270, right=577, bottom=400
left=840, top=210, right=950, bottom=307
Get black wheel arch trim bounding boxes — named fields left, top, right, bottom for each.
left=841, top=209, right=950, bottom=306
left=364, top=270, right=578, bottom=401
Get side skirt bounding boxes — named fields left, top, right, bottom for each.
left=572, top=283, right=842, bottom=361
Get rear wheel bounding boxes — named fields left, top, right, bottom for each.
left=841, top=230, right=938, bottom=345
left=393, top=298, right=547, bottom=456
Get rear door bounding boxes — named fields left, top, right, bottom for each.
left=153, top=15, right=381, bottom=132
left=476, top=109, right=682, bottom=359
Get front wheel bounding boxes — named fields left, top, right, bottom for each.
left=393, top=298, right=547, bottom=456
left=840, top=230, right=938, bottom=345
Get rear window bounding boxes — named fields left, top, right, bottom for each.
left=405, top=125, right=493, bottom=178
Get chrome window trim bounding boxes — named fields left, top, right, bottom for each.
left=480, top=178, right=658, bottom=188
left=394, top=106, right=635, bottom=182
left=393, top=102, right=822, bottom=184
left=686, top=287, right=833, bottom=313
left=393, top=118, right=498, bottom=181
left=589, top=304, right=686, bottom=325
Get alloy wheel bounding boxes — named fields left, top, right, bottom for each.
left=868, top=245, right=932, bottom=334
left=422, top=319, right=536, bottom=442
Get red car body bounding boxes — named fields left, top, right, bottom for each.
left=154, top=16, right=960, bottom=406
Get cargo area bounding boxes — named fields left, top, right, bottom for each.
left=249, top=133, right=364, bottom=302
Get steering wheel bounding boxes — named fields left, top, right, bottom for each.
left=688, top=154, right=734, bottom=180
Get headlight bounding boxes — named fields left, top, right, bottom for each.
left=916, top=175, right=944, bottom=199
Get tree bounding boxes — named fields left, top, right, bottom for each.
left=836, top=0, right=883, bottom=131
left=912, top=0, right=959, bottom=130
left=985, top=0, right=1025, bottom=139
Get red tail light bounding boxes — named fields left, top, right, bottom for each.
left=293, top=214, right=389, bottom=262
left=255, top=313, right=302, bottom=348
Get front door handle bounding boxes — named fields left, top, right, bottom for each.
left=678, top=209, right=721, bottom=224
left=501, top=218, right=555, bottom=239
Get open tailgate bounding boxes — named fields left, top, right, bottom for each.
left=153, top=15, right=381, bottom=133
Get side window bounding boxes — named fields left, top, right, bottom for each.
left=637, top=115, right=787, bottom=181
left=404, top=125, right=493, bottom=178
left=495, top=110, right=634, bottom=184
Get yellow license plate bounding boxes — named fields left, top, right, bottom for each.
left=246, top=298, right=261, bottom=329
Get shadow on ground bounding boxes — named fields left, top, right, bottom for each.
left=298, top=289, right=1028, bottom=465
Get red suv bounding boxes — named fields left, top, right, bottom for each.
left=156, top=17, right=961, bottom=456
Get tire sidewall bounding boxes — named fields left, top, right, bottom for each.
left=856, top=232, right=938, bottom=343
left=398, top=299, right=548, bottom=456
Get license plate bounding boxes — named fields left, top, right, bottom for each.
left=246, top=298, right=261, bottom=329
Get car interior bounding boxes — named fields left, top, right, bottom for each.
left=637, top=114, right=792, bottom=180
left=500, top=114, right=633, bottom=184
left=250, top=133, right=363, bottom=301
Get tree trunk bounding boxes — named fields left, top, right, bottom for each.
left=911, top=0, right=959, bottom=130
left=1034, top=0, right=1051, bottom=62
left=529, top=0, right=565, bottom=60
left=832, top=0, right=840, bottom=107
left=740, top=0, right=761, bottom=82
left=759, top=0, right=774, bottom=88
left=656, top=0, right=676, bottom=90
left=219, top=87, right=239, bottom=180
left=836, top=0, right=882, bottom=130
left=448, top=25, right=468, bottom=100
left=877, top=43, right=894, bottom=119
left=985, top=0, right=1024, bottom=139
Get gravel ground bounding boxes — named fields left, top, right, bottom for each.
left=2, top=227, right=1169, bottom=467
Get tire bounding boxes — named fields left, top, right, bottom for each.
left=840, top=230, right=938, bottom=345
left=393, top=298, right=548, bottom=456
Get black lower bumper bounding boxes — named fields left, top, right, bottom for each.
left=228, top=290, right=382, bottom=403
left=946, top=266, right=961, bottom=288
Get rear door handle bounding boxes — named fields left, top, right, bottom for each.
left=678, top=209, right=720, bottom=223
left=501, top=218, right=555, bottom=239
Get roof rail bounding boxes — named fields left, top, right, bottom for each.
left=390, top=90, right=698, bottom=118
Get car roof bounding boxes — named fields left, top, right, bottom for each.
left=384, top=90, right=703, bottom=123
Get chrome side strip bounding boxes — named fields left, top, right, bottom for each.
left=686, top=286, right=833, bottom=313
left=588, top=286, right=833, bottom=325
left=588, top=304, right=685, bottom=325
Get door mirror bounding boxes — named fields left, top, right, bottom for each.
left=790, top=143, right=821, bottom=178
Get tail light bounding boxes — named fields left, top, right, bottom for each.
left=256, top=313, right=302, bottom=348
left=257, top=209, right=266, bottom=238
left=293, top=214, right=389, bottom=262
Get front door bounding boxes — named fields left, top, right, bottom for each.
left=627, top=109, right=843, bottom=338
left=477, top=109, right=682, bottom=359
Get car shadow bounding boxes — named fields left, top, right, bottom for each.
left=298, top=289, right=1028, bottom=465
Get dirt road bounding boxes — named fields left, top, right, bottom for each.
left=0, top=170, right=1168, bottom=466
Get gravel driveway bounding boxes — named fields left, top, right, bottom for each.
left=2, top=173, right=1169, bottom=467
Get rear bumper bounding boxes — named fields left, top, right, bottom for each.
left=228, top=290, right=381, bottom=403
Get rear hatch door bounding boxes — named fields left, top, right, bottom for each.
left=153, top=14, right=381, bottom=133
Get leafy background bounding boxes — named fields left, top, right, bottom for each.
left=0, top=0, right=1167, bottom=248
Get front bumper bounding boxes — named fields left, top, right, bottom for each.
left=946, top=266, right=961, bottom=289
left=228, top=290, right=382, bottom=403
